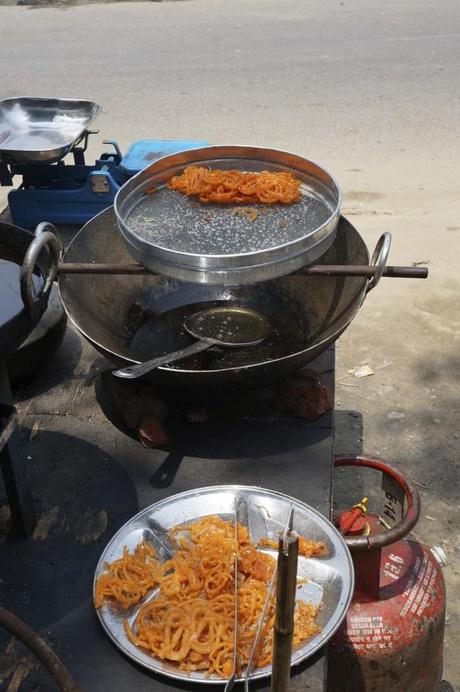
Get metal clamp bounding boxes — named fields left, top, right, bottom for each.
left=20, top=222, right=62, bottom=323
left=71, top=129, right=99, bottom=164
left=334, top=455, right=420, bottom=553
left=73, top=128, right=99, bottom=152
left=366, top=232, right=392, bottom=292
left=103, top=139, right=123, bottom=160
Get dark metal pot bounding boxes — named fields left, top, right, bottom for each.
left=56, top=208, right=383, bottom=390
left=0, top=221, right=59, bottom=360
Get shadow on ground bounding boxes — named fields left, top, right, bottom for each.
left=0, top=431, right=138, bottom=640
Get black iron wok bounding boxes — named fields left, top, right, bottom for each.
left=55, top=208, right=381, bottom=390
left=0, top=221, right=59, bottom=360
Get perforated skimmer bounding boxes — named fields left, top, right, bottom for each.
left=113, top=306, right=272, bottom=379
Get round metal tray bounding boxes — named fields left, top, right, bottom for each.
left=114, top=146, right=341, bottom=285
left=94, top=485, right=354, bottom=685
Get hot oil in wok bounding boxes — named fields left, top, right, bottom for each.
left=127, top=298, right=310, bottom=370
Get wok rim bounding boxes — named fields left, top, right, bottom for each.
left=59, top=211, right=370, bottom=376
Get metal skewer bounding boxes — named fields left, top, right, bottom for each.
left=56, top=262, right=428, bottom=279
left=225, top=499, right=239, bottom=692
left=244, top=505, right=294, bottom=692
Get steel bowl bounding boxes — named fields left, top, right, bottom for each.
left=0, top=97, right=101, bottom=164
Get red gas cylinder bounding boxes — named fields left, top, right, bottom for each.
left=328, top=455, right=446, bottom=692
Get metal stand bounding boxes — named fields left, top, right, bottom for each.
left=0, top=361, right=36, bottom=536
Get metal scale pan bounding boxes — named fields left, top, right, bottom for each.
left=94, top=485, right=354, bottom=685
left=0, top=97, right=101, bottom=164
left=114, top=145, right=341, bottom=285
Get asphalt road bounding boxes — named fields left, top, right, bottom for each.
left=0, top=0, right=458, bottom=201
left=0, top=1, right=459, bottom=688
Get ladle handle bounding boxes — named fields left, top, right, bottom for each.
left=112, top=338, right=215, bottom=380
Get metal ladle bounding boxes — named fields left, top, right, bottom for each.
left=113, top=306, right=272, bottom=380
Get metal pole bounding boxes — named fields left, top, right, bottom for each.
left=271, top=532, right=299, bottom=692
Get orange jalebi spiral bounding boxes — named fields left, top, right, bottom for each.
left=95, top=515, right=322, bottom=678
left=258, top=536, right=328, bottom=558
left=94, top=542, right=161, bottom=609
left=167, top=166, right=302, bottom=204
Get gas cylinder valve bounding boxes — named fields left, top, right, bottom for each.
left=338, top=497, right=368, bottom=536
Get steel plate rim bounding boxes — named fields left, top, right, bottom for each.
left=117, top=221, right=338, bottom=285
left=114, top=145, right=342, bottom=261
left=118, top=203, right=339, bottom=263
left=117, top=213, right=338, bottom=268
left=116, top=191, right=340, bottom=264
left=93, top=484, right=354, bottom=685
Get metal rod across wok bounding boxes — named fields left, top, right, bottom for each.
left=56, top=262, right=428, bottom=279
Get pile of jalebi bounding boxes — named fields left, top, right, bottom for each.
left=94, top=542, right=161, bottom=609
left=258, top=536, right=328, bottom=558
left=167, top=166, right=302, bottom=204
left=94, top=515, right=322, bottom=678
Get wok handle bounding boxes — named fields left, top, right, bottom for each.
left=112, top=338, right=215, bottom=380
left=366, top=232, right=391, bottom=292
left=20, top=223, right=62, bottom=322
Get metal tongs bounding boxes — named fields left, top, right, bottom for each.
left=225, top=500, right=239, bottom=692
left=242, top=506, right=297, bottom=692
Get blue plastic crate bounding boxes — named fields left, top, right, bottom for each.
left=120, top=139, right=208, bottom=176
